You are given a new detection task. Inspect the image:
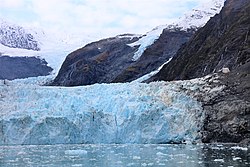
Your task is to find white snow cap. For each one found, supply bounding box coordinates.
[175,0,225,30]
[129,0,225,61]
[0,18,97,74]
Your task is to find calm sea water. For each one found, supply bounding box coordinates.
[0,144,249,167]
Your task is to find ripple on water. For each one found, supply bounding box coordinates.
[0,144,249,167]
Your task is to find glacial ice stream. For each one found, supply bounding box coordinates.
[0,76,221,145]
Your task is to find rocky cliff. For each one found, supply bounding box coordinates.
[112,28,195,83]
[52,0,224,86]
[51,35,140,86]
[0,56,52,80]
[0,19,54,80]
[151,0,249,81]
[151,0,250,143]
[51,29,196,86]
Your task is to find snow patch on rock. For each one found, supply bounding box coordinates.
[128,25,167,61]
[128,0,225,62]
[132,58,173,83]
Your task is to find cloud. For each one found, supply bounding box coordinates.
[0,0,204,38]
[0,0,24,8]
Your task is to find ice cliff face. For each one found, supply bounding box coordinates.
[0,19,40,51]
[0,76,225,145]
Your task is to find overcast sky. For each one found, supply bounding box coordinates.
[0,0,208,38]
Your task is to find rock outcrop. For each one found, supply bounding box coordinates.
[51,29,195,86]
[52,0,224,86]
[51,35,140,86]
[0,56,53,80]
[112,29,195,83]
[151,0,250,143]
[151,0,249,81]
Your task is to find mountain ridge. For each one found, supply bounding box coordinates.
[150,0,250,143]
[0,19,98,79]
[52,0,224,86]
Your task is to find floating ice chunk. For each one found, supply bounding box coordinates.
[233,157,242,161]
[127,163,135,166]
[231,146,248,151]
[214,159,224,162]
[147,163,154,166]
[211,146,224,150]
[72,164,83,167]
[156,146,166,150]
[158,163,166,166]
[65,150,88,155]
[156,152,167,156]
[133,156,141,160]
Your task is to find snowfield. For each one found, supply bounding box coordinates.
[0,34,94,75]
[0,76,223,145]
[0,18,98,74]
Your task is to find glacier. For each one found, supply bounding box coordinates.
[0,18,99,74]
[0,18,40,51]
[128,25,167,61]
[132,58,173,83]
[0,76,224,145]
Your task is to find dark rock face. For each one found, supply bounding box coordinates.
[201,64,250,143]
[151,0,250,82]
[0,22,40,51]
[151,0,250,143]
[0,56,52,80]
[52,35,140,86]
[113,29,195,82]
[52,29,195,86]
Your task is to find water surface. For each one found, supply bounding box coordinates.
[0,144,249,166]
